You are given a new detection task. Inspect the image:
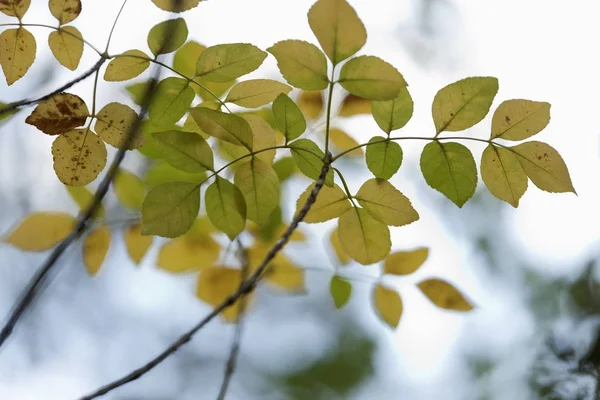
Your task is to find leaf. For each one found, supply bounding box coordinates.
[49,0,81,25]
[125,80,156,105]
[159,232,220,273]
[234,158,280,224]
[371,87,413,133]
[195,43,267,83]
[355,179,419,227]
[289,139,334,186]
[267,40,329,90]
[145,160,206,187]
[219,114,276,164]
[432,76,498,134]
[481,144,527,207]
[338,207,391,265]
[94,102,145,149]
[249,207,282,243]
[384,248,429,275]
[330,276,351,309]
[510,141,575,193]
[104,50,150,82]
[3,212,75,251]
[417,278,473,311]
[113,169,146,210]
[205,177,246,239]
[83,226,110,277]
[147,18,188,56]
[373,284,402,328]
[491,99,551,141]
[66,186,104,218]
[25,92,88,135]
[152,130,213,172]
[151,0,201,12]
[338,93,370,117]
[124,224,153,264]
[138,120,182,158]
[330,227,350,265]
[329,128,361,156]
[225,79,291,108]
[295,184,351,223]
[141,182,200,238]
[148,77,194,126]
[0,101,18,121]
[189,107,252,149]
[0,0,30,18]
[365,137,402,180]
[0,27,36,85]
[420,141,477,207]
[273,157,298,182]
[248,243,304,292]
[48,26,83,70]
[196,266,248,322]
[297,90,324,120]
[339,56,407,100]
[272,93,306,142]
[52,128,107,186]
[307,0,366,65]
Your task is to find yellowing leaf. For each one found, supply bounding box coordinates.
[113,169,146,210]
[83,226,110,277]
[225,79,291,108]
[220,114,276,164]
[295,184,351,223]
[338,207,391,265]
[159,233,219,273]
[141,182,200,238]
[330,276,351,309]
[104,50,151,82]
[196,266,248,322]
[148,77,194,126]
[272,93,306,142]
[48,26,83,70]
[145,160,206,187]
[307,0,366,65]
[147,18,188,56]
[25,92,88,135]
[205,177,246,239]
[355,179,419,227]
[330,227,350,265]
[365,136,402,180]
[432,76,498,134]
[289,139,334,186]
[511,141,575,193]
[339,56,407,100]
[66,186,104,218]
[190,107,252,149]
[417,278,473,311]
[234,158,280,224]
[0,0,30,18]
[94,102,145,149]
[49,0,81,24]
[373,284,402,328]
[384,248,429,275]
[481,144,527,207]
[124,223,153,264]
[3,212,75,251]
[195,43,267,83]
[371,87,413,133]
[297,90,323,120]
[329,128,361,156]
[267,40,329,90]
[52,128,107,186]
[420,141,477,207]
[151,0,200,12]
[249,243,304,292]
[152,130,213,172]
[491,99,551,141]
[338,93,370,116]
[0,27,36,85]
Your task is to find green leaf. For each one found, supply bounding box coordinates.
[355,179,419,227]
[289,139,334,186]
[330,276,351,309]
[373,284,402,328]
[150,0,200,12]
[338,207,391,265]
[145,160,206,188]
[420,141,477,207]
[66,185,104,218]
[0,101,18,122]
[147,18,188,56]
[417,278,473,311]
[491,99,551,141]
[104,50,151,82]
[219,114,276,164]
[384,247,429,275]
[365,136,402,180]
[272,93,306,142]
[432,76,498,134]
[125,80,156,105]
[137,120,181,159]
[173,40,202,76]
[371,87,413,133]
[152,130,213,173]
[141,182,200,238]
[267,40,329,90]
[295,184,351,223]
[195,43,267,83]
[205,177,246,239]
[338,56,407,100]
[148,77,194,126]
[307,0,366,65]
[113,169,146,210]
[234,158,280,224]
[273,157,298,182]
[481,144,527,207]
[225,79,291,108]
[189,107,252,149]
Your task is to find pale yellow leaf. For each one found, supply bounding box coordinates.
[338,207,391,265]
[417,278,473,311]
[0,27,36,85]
[225,79,292,108]
[113,169,146,210]
[339,56,407,100]
[481,144,527,207]
[104,50,150,82]
[196,266,251,322]
[384,248,429,275]
[249,243,304,292]
[124,223,153,265]
[267,40,329,90]
[491,99,551,141]
[48,26,83,70]
[95,102,145,149]
[83,226,110,277]
[338,93,370,116]
[329,127,362,156]
[158,233,220,273]
[297,90,323,120]
[355,178,419,227]
[195,43,266,83]
[373,284,402,328]
[49,0,81,24]
[3,212,75,251]
[52,128,107,186]
[295,184,351,223]
[0,0,30,18]
[66,186,104,218]
[329,227,350,265]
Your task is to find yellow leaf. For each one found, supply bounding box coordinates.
[195,43,267,83]
[481,144,527,207]
[123,223,153,265]
[234,158,280,224]
[25,92,88,135]
[152,130,213,172]
[491,99,551,141]
[365,136,403,180]
[373,284,402,328]
[330,276,351,308]
[189,107,253,149]
[0,27,36,85]
[48,0,81,24]
[94,102,145,149]
[158,233,220,273]
[83,226,110,277]
[148,77,195,127]
[267,40,329,90]
[338,207,391,265]
[338,93,370,116]
[219,114,276,165]
[151,0,201,12]
[295,184,351,223]
[297,90,323,120]
[355,178,419,227]
[48,26,83,70]
[339,56,406,100]
[147,18,188,56]
[329,227,350,265]
[307,0,366,65]
[52,128,107,186]
[371,87,413,133]
[329,127,362,156]
[0,0,30,18]
[249,243,304,292]
[113,169,146,210]
[272,93,306,142]
[384,247,429,275]
[417,278,473,311]
[141,182,200,238]
[3,212,75,251]
[196,266,250,322]
[225,79,292,108]
[104,50,151,82]
[66,186,104,218]
[205,177,246,239]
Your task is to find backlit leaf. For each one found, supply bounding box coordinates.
[3,213,75,251]
[104,50,150,82]
[329,128,361,156]
[152,130,213,172]
[145,160,206,187]
[26,92,88,135]
[113,168,146,210]
[289,139,334,186]
[249,243,304,292]
[273,157,298,182]
[225,79,291,108]
[205,177,246,239]
[365,136,402,180]
[0,0,30,18]
[138,120,181,159]
[0,27,36,85]
[141,182,200,238]
[147,18,188,56]
[329,227,350,265]
[195,43,267,83]
[330,276,351,309]
[338,93,370,116]
[339,56,406,100]
[124,224,153,264]
[159,232,220,273]
[66,186,104,218]
[234,158,280,223]
[48,26,83,70]
[125,80,156,105]
[272,93,306,142]
[338,207,391,265]
[373,284,402,328]
[297,90,324,120]
[196,266,248,322]
[151,0,201,12]
[267,40,329,90]
[219,114,275,164]
[491,99,551,141]
[371,87,413,133]
[417,278,473,311]
[49,0,80,24]
[52,128,107,186]
[295,184,351,223]
[148,77,194,126]
[384,247,429,275]
[95,102,145,149]
[481,144,527,207]
[83,226,110,277]
[355,179,419,227]
[190,107,252,149]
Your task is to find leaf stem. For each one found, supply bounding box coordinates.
[104,0,129,54]
[333,168,356,206]
[323,66,336,155]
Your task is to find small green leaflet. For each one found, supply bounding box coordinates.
[289,139,334,186]
[330,276,352,309]
[148,77,194,126]
[147,18,188,56]
[365,136,403,180]
[272,93,307,142]
[205,177,246,239]
[371,88,413,133]
[189,107,253,150]
[152,130,214,173]
[234,158,280,224]
[141,182,200,238]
